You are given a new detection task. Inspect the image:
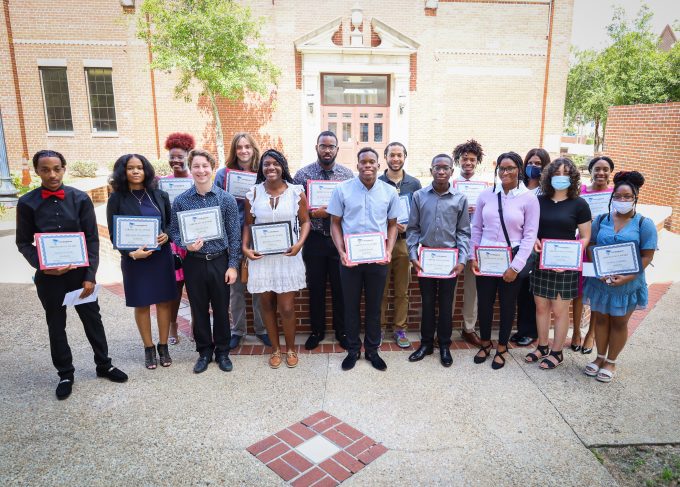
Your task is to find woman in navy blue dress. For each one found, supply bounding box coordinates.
[107,154,178,369]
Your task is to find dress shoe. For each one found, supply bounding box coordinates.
[56,378,73,400]
[229,335,243,350]
[440,347,453,367]
[515,335,535,347]
[305,333,324,350]
[255,333,272,347]
[193,355,212,374]
[408,345,433,362]
[341,351,360,371]
[335,333,349,350]
[365,352,387,371]
[216,354,233,372]
[96,366,128,383]
[462,330,482,347]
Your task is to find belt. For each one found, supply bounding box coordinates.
[187,250,227,261]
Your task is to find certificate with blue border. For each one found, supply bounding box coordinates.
[344,233,386,265]
[113,215,160,250]
[592,242,640,277]
[418,247,459,278]
[158,178,193,204]
[539,239,583,271]
[177,206,224,245]
[476,246,511,276]
[581,191,612,217]
[225,169,257,199]
[397,195,411,224]
[35,232,89,270]
[251,221,293,255]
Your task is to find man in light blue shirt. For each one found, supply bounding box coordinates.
[327,147,400,371]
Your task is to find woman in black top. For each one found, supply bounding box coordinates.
[107,154,177,369]
[525,158,591,369]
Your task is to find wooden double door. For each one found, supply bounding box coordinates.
[321,107,389,168]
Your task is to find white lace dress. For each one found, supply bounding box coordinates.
[245,182,307,294]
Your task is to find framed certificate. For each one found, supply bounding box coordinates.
[158,178,193,204]
[251,221,293,255]
[177,206,224,245]
[592,242,640,277]
[113,215,160,250]
[475,246,511,276]
[225,169,257,199]
[418,247,459,278]
[344,233,386,265]
[397,194,411,225]
[35,232,89,270]
[454,180,488,207]
[581,191,612,217]
[539,239,583,271]
[307,180,341,209]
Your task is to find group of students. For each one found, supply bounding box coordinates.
[16,130,657,399]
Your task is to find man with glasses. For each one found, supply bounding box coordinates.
[294,131,354,350]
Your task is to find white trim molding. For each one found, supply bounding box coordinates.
[83,59,113,68]
[36,58,67,67]
[14,39,126,46]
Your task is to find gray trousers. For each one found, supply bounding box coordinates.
[230,279,265,336]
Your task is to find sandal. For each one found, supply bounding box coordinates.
[596,358,616,383]
[584,354,606,377]
[525,344,550,363]
[269,350,282,369]
[473,342,493,364]
[581,334,595,354]
[570,336,582,352]
[168,322,179,345]
[144,346,158,370]
[286,350,299,368]
[157,343,172,367]
[539,350,564,370]
[491,348,509,370]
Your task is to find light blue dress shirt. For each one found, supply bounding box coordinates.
[327,177,400,235]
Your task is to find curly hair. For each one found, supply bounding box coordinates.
[522,148,550,184]
[540,157,581,199]
[110,154,157,193]
[164,132,195,152]
[226,132,260,172]
[452,139,484,165]
[603,171,645,221]
[256,149,294,184]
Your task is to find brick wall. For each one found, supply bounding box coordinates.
[604,103,680,233]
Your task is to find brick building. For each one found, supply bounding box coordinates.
[2,0,573,174]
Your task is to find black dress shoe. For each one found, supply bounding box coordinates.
[516,336,535,347]
[336,333,349,350]
[365,352,387,371]
[305,333,324,350]
[56,378,73,400]
[440,347,453,367]
[229,335,242,350]
[408,345,433,362]
[193,355,212,374]
[216,354,233,372]
[96,366,128,383]
[341,351,360,371]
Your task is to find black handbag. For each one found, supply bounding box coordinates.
[497,192,536,279]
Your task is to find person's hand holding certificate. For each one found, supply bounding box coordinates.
[225,170,257,199]
[113,215,160,250]
[177,207,224,245]
[539,239,583,271]
[250,222,293,255]
[592,242,640,278]
[474,246,511,276]
[417,247,459,278]
[35,232,89,270]
[344,233,386,265]
[307,180,341,209]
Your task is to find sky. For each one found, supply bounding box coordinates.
[571,0,679,51]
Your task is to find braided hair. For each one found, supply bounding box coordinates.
[256,149,294,184]
[32,150,66,169]
[493,151,523,191]
[606,171,645,221]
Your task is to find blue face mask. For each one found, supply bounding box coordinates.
[525,165,541,180]
[551,175,571,190]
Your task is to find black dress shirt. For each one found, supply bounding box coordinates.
[16,185,100,282]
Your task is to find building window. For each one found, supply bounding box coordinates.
[85,67,117,133]
[39,67,73,132]
[322,74,389,106]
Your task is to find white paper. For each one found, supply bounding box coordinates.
[582,262,596,277]
[62,284,101,307]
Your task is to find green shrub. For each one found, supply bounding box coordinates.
[69,161,98,178]
[566,154,590,171]
[11,171,41,195]
[151,159,172,177]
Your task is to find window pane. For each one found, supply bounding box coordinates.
[374,123,383,143]
[328,122,337,134]
[342,122,352,142]
[86,67,117,132]
[360,123,368,142]
[40,67,73,132]
[322,75,389,105]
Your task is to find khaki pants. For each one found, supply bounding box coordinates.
[460,260,478,332]
[380,238,410,331]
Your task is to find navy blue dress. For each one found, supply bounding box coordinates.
[121,190,178,307]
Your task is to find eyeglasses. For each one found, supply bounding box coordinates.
[432,165,452,173]
[498,166,518,174]
[318,144,337,151]
[612,194,635,201]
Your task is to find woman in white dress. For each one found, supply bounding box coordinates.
[242,149,310,369]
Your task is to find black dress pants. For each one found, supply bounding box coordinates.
[515,276,538,338]
[418,276,458,348]
[183,253,231,357]
[339,263,388,354]
[302,231,344,337]
[34,268,111,380]
[476,275,522,346]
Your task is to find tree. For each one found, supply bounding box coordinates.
[138,0,280,165]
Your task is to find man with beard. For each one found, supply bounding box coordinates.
[378,142,421,348]
[294,131,354,350]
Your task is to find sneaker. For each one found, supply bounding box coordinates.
[229,335,243,350]
[394,330,411,348]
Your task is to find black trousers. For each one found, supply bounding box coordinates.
[418,276,458,348]
[476,275,522,346]
[339,263,388,354]
[302,231,344,337]
[34,268,111,380]
[515,276,538,338]
[183,253,231,357]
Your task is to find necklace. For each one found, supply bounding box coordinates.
[131,189,146,205]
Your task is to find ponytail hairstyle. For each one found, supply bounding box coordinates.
[493,151,523,191]
[256,149,294,184]
[606,171,645,221]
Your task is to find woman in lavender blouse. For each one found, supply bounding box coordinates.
[469,152,540,369]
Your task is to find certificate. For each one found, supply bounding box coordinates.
[113,215,160,250]
[418,247,459,278]
[307,180,341,209]
[476,246,511,276]
[581,191,612,217]
[344,233,386,265]
[454,180,488,207]
[158,178,193,204]
[592,242,640,277]
[35,232,89,270]
[539,239,583,271]
[177,206,224,245]
[251,221,293,255]
[397,195,411,225]
[225,170,256,199]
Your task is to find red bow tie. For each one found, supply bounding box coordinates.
[41,189,65,200]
